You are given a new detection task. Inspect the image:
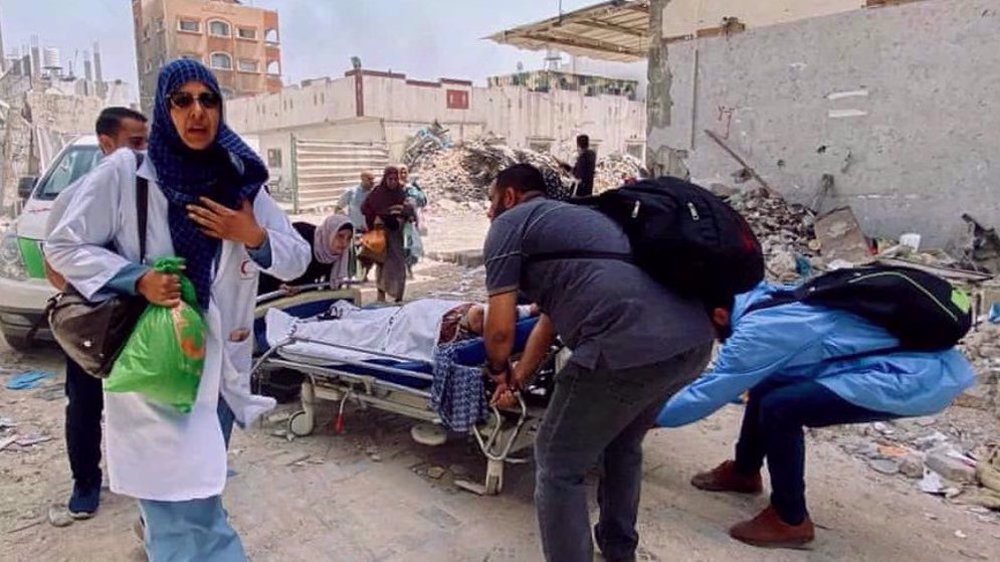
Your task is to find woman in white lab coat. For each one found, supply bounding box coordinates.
[45,59,310,561]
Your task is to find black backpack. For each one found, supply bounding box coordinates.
[529,177,765,303]
[745,265,973,351]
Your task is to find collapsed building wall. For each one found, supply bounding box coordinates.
[647,0,1000,247]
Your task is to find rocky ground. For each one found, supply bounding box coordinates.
[2,210,999,561]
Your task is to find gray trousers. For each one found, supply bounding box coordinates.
[534,344,712,562]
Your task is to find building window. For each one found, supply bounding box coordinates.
[625,142,645,161]
[265,28,279,43]
[266,60,280,75]
[446,89,469,110]
[237,27,257,40]
[210,52,233,70]
[238,59,259,73]
[266,149,282,168]
[208,20,231,37]
[178,19,200,33]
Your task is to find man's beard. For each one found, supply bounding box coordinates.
[491,200,511,220]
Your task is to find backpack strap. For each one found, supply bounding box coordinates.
[742,291,800,316]
[741,292,906,364]
[524,250,633,264]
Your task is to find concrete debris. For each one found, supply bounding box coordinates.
[408,134,572,204]
[977,446,1000,493]
[900,453,926,479]
[406,131,645,206]
[925,446,978,484]
[868,458,901,475]
[960,214,1000,274]
[721,187,818,281]
[594,153,647,193]
[814,207,873,265]
[958,325,1000,419]
[426,466,447,480]
[919,469,946,495]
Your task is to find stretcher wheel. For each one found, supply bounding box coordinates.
[410,423,447,446]
[288,411,314,437]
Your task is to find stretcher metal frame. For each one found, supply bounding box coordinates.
[252,287,549,496]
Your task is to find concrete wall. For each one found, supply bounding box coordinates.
[226,76,357,132]
[227,71,646,161]
[25,91,106,135]
[648,0,1000,247]
[661,0,862,38]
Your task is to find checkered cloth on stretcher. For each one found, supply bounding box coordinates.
[431,343,488,432]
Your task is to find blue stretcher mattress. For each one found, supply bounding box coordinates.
[254,299,538,390]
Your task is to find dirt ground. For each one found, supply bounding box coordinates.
[2,211,999,561]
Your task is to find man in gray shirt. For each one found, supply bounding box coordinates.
[482,164,715,562]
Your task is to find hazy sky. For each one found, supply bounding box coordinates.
[1,0,642,101]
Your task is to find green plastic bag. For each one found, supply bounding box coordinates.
[106,257,206,413]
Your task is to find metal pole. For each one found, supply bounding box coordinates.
[290,134,299,214]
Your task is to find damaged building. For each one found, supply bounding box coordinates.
[225,67,646,211]
[495,0,998,250]
[644,0,999,249]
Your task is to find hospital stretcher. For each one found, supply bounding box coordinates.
[252,286,560,495]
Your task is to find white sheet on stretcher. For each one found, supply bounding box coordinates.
[264,299,468,365]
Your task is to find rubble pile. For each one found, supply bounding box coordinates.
[405,129,644,205]
[410,135,569,204]
[402,121,453,170]
[960,325,1000,419]
[594,153,647,193]
[721,187,819,282]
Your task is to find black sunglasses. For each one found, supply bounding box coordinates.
[169,91,222,110]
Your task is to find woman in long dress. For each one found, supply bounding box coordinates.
[361,166,413,302]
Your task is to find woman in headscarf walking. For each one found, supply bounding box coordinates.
[46,59,310,561]
[361,166,413,303]
[258,215,355,295]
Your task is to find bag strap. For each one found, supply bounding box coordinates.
[524,250,633,264]
[741,293,905,363]
[30,152,148,345]
[135,152,149,263]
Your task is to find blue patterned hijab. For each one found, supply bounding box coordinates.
[148,59,268,309]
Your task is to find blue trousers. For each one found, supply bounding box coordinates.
[734,380,897,525]
[138,398,246,562]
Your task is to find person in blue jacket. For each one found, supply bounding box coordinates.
[657,281,976,550]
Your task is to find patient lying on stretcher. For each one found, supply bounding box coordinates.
[264,298,538,365]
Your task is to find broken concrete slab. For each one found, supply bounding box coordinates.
[814,206,872,264]
[426,249,484,268]
[925,446,977,484]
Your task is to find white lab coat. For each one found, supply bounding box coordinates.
[45,148,310,501]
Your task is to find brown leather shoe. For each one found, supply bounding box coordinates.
[691,460,763,494]
[729,505,815,549]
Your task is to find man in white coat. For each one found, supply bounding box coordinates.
[45,59,310,561]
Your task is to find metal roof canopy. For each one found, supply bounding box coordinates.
[487,1,650,63]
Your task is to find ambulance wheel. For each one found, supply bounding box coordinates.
[288,411,314,437]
